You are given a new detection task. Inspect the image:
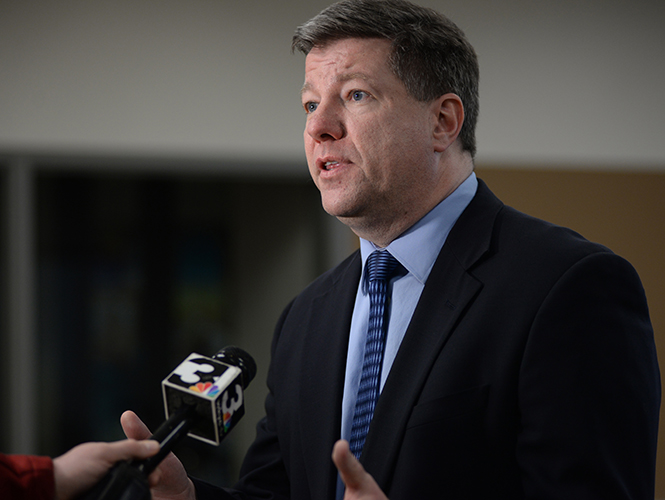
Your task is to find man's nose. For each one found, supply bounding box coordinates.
[305,102,345,142]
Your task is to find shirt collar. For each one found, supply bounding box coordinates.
[360,172,477,286]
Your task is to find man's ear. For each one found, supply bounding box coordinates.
[432,93,465,153]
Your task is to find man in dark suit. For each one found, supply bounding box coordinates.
[122,1,661,498]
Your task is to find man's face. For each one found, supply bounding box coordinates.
[302,37,441,234]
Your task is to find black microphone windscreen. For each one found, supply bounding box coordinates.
[213,346,257,389]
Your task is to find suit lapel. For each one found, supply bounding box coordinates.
[360,180,504,489]
[299,253,362,499]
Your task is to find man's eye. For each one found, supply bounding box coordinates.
[304,102,318,113]
[351,90,368,102]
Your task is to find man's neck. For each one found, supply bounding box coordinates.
[343,160,474,247]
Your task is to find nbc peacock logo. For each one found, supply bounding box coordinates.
[189,382,222,397]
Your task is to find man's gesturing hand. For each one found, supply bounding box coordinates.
[332,440,389,500]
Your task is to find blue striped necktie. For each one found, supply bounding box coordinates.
[349,250,400,459]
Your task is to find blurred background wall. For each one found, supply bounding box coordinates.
[1,0,664,495]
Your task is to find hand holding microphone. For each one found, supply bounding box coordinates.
[80,346,256,500]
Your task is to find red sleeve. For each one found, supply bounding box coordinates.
[0,453,55,500]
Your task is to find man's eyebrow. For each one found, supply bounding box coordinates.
[300,72,372,96]
[338,72,371,83]
[300,82,312,96]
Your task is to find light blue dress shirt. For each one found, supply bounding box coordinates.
[336,172,477,498]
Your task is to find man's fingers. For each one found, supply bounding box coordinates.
[332,440,366,490]
[333,440,389,500]
[120,410,153,440]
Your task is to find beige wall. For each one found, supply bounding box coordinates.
[1,0,664,170]
[477,167,665,497]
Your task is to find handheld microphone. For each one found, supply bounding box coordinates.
[79,346,256,500]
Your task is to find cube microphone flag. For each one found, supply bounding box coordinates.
[162,348,256,445]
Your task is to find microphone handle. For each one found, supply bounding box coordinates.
[135,404,197,475]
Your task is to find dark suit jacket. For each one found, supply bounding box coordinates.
[195,179,660,499]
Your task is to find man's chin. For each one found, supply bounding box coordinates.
[321,197,355,218]
[323,206,360,221]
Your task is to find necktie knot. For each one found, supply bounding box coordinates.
[365,250,400,284]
